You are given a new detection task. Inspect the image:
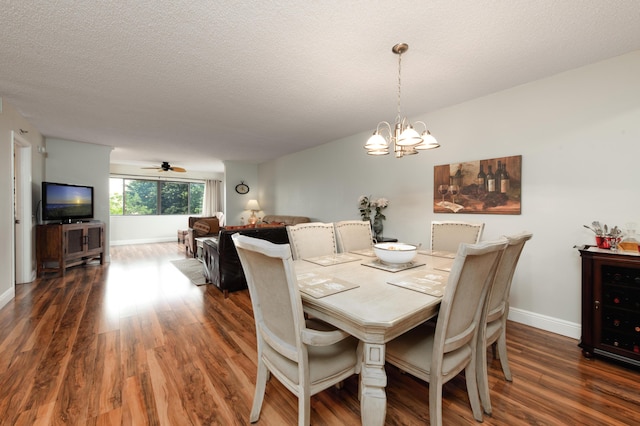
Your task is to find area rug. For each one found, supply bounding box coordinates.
[170,258,208,286]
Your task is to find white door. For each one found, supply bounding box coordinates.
[13,132,33,284]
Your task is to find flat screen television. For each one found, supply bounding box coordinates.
[42,181,94,223]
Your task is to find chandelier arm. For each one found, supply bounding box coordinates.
[375,121,393,136]
[413,121,428,133]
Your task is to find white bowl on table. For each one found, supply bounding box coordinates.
[373,242,418,264]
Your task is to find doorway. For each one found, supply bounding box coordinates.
[13,132,34,284]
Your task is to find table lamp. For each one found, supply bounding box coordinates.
[245,199,261,225]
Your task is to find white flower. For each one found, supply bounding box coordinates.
[375,198,389,208]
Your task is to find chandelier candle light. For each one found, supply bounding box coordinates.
[245,199,261,225]
[364,43,440,158]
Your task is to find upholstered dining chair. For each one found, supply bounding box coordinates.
[232,234,360,426]
[334,220,373,253]
[385,239,507,426]
[476,231,533,415]
[286,222,337,260]
[430,220,485,253]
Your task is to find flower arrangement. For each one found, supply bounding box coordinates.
[358,195,389,222]
[358,195,372,221]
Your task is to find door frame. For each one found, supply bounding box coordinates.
[12,132,34,284]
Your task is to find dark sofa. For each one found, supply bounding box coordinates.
[203,225,290,297]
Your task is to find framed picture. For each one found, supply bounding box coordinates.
[433,155,522,214]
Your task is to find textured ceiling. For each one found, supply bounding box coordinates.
[2,1,640,173]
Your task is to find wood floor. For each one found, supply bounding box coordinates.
[1,242,640,425]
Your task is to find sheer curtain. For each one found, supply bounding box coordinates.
[202,179,223,219]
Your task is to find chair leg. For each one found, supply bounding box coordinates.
[477,341,492,415]
[299,389,311,426]
[496,332,512,381]
[466,361,484,422]
[250,360,269,423]
[429,376,444,426]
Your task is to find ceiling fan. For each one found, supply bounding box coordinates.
[142,161,186,173]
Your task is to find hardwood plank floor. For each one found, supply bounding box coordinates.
[1,242,640,425]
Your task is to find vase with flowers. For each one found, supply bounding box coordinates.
[358,195,389,240]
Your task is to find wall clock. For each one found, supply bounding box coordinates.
[235,181,250,194]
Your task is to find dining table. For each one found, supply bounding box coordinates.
[294,249,455,426]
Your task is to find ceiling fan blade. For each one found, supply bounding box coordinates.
[141,162,186,172]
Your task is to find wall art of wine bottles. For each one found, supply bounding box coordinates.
[433,154,522,214]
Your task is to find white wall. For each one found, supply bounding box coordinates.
[259,50,640,339]
[45,138,112,259]
[224,161,260,225]
[0,99,45,309]
[110,215,191,245]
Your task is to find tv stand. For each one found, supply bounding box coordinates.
[36,221,105,277]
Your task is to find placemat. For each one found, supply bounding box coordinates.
[387,271,449,296]
[350,248,376,257]
[304,253,361,266]
[297,272,359,298]
[418,249,456,259]
[361,259,426,272]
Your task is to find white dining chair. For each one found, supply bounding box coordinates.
[286,222,337,260]
[334,220,373,253]
[232,234,360,426]
[385,239,507,426]
[476,231,532,415]
[430,220,485,253]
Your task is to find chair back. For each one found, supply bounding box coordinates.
[435,239,506,358]
[334,220,373,253]
[232,234,305,364]
[486,232,532,324]
[431,220,485,253]
[286,222,337,260]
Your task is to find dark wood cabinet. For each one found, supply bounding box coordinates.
[579,247,640,368]
[36,222,105,277]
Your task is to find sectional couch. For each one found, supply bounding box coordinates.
[202,215,310,297]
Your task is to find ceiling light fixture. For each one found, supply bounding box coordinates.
[364,43,440,157]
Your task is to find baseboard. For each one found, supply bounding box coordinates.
[110,237,178,246]
[508,307,581,340]
[0,286,16,310]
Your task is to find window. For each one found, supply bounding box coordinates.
[110,178,204,216]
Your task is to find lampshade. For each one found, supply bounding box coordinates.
[245,199,261,211]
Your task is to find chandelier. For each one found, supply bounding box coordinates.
[364,43,440,157]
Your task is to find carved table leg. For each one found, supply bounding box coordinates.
[359,342,387,426]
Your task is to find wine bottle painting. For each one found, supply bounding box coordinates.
[433,155,522,214]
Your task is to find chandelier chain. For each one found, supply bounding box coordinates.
[396,50,402,121]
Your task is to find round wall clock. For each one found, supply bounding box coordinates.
[235,182,250,194]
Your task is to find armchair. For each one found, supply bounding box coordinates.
[186,215,221,257]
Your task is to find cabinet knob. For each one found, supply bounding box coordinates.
[594,300,600,310]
